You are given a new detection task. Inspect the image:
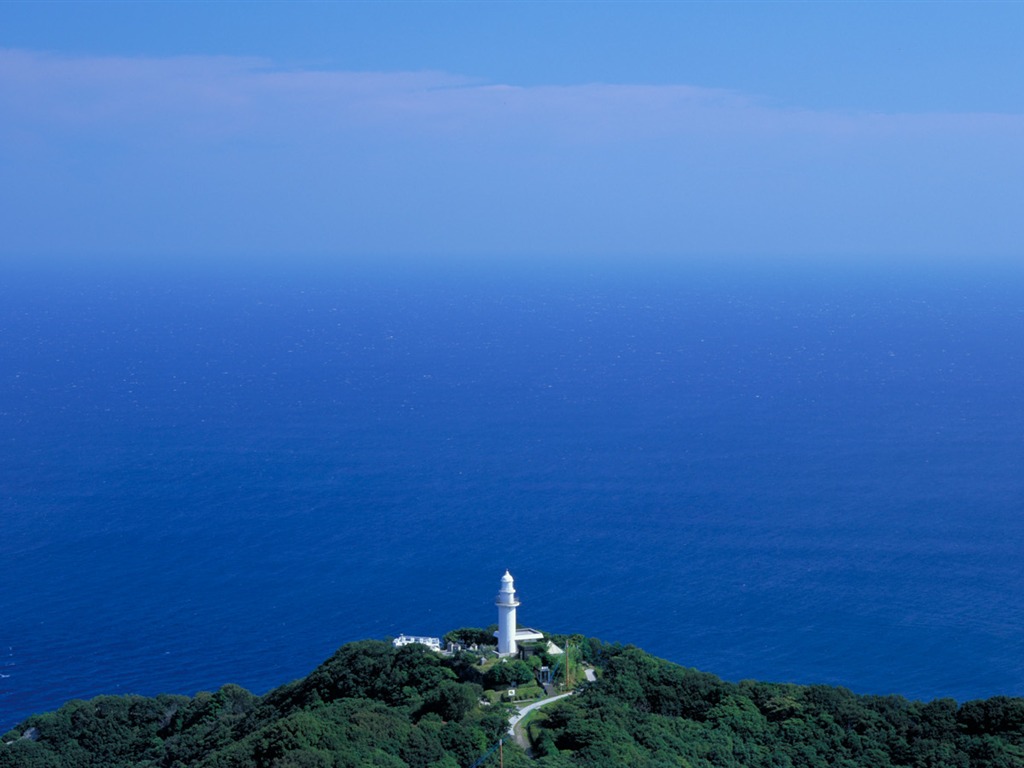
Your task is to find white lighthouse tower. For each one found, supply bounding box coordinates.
[495,570,520,656]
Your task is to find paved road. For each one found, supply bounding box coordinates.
[508,691,574,752]
[508,692,574,736]
[507,668,596,749]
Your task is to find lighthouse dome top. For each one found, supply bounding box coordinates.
[501,570,514,583]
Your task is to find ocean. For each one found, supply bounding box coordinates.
[2,258,1022,730]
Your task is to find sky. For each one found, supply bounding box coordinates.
[1,1,1023,267]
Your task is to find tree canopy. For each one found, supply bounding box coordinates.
[528,646,1024,768]
[3,637,1023,768]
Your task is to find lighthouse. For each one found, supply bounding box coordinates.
[495,570,520,656]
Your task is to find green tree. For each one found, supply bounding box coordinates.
[486,660,534,689]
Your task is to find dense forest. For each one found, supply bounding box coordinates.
[3,635,1023,767]
[530,646,1024,768]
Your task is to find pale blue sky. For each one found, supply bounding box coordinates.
[2,2,1022,266]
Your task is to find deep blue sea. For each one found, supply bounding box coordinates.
[2,258,1023,730]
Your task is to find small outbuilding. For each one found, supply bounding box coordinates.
[392,634,442,652]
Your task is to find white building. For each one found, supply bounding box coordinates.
[494,570,544,656]
[392,634,442,652]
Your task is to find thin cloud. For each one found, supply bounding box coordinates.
[1,49,1020,261]
[2,49,1022,148]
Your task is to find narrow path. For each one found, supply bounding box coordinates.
[506,668,596,753]
[508,692,574,735]
[508,692,574,750]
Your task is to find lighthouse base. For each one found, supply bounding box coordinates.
[494,627,546,655]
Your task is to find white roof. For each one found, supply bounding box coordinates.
[514,627,545,642]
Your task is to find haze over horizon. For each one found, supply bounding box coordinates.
[2,2,1022,268]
